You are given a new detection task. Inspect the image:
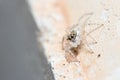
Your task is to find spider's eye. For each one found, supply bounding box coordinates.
[67,30,77,42]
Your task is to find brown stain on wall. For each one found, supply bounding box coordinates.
[53,0,70,27]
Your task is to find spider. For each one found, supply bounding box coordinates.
[62,13,103,63]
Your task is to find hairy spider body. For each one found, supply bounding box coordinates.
[62,25,82,62]
[62,13,103,62]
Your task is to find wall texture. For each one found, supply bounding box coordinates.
[28,0,120,80]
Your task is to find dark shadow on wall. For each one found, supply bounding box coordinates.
[0,0,55,80]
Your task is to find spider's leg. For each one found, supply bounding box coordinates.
[85,24,104,45]
[78,13,94,39]
[86,24,104,36]
[82,24,104,54]
[82,38,94,54]
[86,34,97,45]
[78,13,93,23]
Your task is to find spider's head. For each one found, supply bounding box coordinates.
[67,30,77,42]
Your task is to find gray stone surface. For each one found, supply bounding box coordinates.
[0,0,54,80]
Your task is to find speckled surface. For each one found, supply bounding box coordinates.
[28,0,120,80]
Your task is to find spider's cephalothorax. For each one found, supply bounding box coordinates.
[66,25,81,48]
[67,30,77,42]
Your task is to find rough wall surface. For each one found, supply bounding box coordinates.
[28,0,120,80]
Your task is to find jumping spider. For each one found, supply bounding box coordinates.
[62,13,103,62]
